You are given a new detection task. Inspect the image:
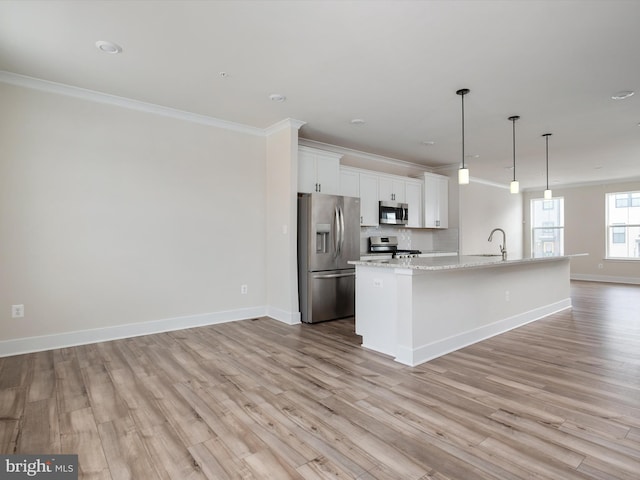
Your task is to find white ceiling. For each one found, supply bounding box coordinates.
[1,0,639,189]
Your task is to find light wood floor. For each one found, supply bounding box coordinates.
[1,281,640,479]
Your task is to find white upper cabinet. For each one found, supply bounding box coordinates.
[298,146,342,195]
[405,179,423,228]
[339,167,360,198]
[378,176,406,203]
[301,148,428,228]
[359,172,380,226]
[340,167,422,228]
[423,172,449,228]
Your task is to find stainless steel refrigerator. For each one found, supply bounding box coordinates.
[298,193,360,323]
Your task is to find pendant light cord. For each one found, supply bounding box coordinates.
[545,135,549,190]
[508,116,520,181]
[512,118,516,181]
[461,93,465,169]
[457,89,470,170]
[543,133,552,192]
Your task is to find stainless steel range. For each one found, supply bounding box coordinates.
[368,236,421,258]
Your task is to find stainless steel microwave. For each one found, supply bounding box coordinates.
[379,201,408,225]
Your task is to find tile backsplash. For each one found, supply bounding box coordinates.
[360,226,458,254]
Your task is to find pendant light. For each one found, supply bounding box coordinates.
[508,115,520,194]
[542,133,552,199]
[457,88,470,185]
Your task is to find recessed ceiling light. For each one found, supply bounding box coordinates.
[269,94,286,102]
[421,140,435,145]
[611,90,634,100]
[95,40,122,54]
[350,119,366,125]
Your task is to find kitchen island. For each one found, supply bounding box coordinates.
[349,255,575,366]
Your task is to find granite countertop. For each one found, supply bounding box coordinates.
[349,254,582,271]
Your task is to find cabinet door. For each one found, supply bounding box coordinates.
[378,176,406,202]
[298,149,317,193]
[405,180,423,228]
[436,176,449,228]
[393,180,406,203]
[340,169,360,197]
[359,173,379,226]
[315,153,340,194]
[378,177,394,201]
[424,173,449,228]
[298,147,341,194]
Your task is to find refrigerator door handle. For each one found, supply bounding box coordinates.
[313,272,356,279]
[334,205,341,257]
[338,206,345,256]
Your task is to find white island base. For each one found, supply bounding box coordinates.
[351,256,572,366]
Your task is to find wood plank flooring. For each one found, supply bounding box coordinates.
[1,280,639,479]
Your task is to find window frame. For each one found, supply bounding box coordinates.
[530,196,565,258]
[605,190,640,260]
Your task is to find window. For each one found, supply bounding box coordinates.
[614,192,640,208]
[606,191,640,259]
[531,197,564,257]
[612,225,626,244]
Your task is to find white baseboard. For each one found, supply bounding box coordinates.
[395,298,572,367]
[266,306,301,325]
[571,273,640,285]
[0,306,274,358]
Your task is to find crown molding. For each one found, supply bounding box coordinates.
[469,177,512,190]
[264,118,306,135]
[298,138,428,170]
[430,163,458,175]
[522,175,640,192]
[0,70,267,136]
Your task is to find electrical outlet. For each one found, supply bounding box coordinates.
[598,263,603,269]
[240,284,248,295]
[373,279,383,288]
[11,304,24,318]
[505,290,510,302]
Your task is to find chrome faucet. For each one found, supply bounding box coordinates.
[488,228,507,260]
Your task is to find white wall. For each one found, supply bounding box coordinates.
[265,121,303,324]
[0,82,268,350]
[459,180,523,257]
[524,181,640,284]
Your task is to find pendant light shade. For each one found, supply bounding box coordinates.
[457,88,470,185]
[543,133,552,199]
[508,115,520,194]
[458,167,470,185]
